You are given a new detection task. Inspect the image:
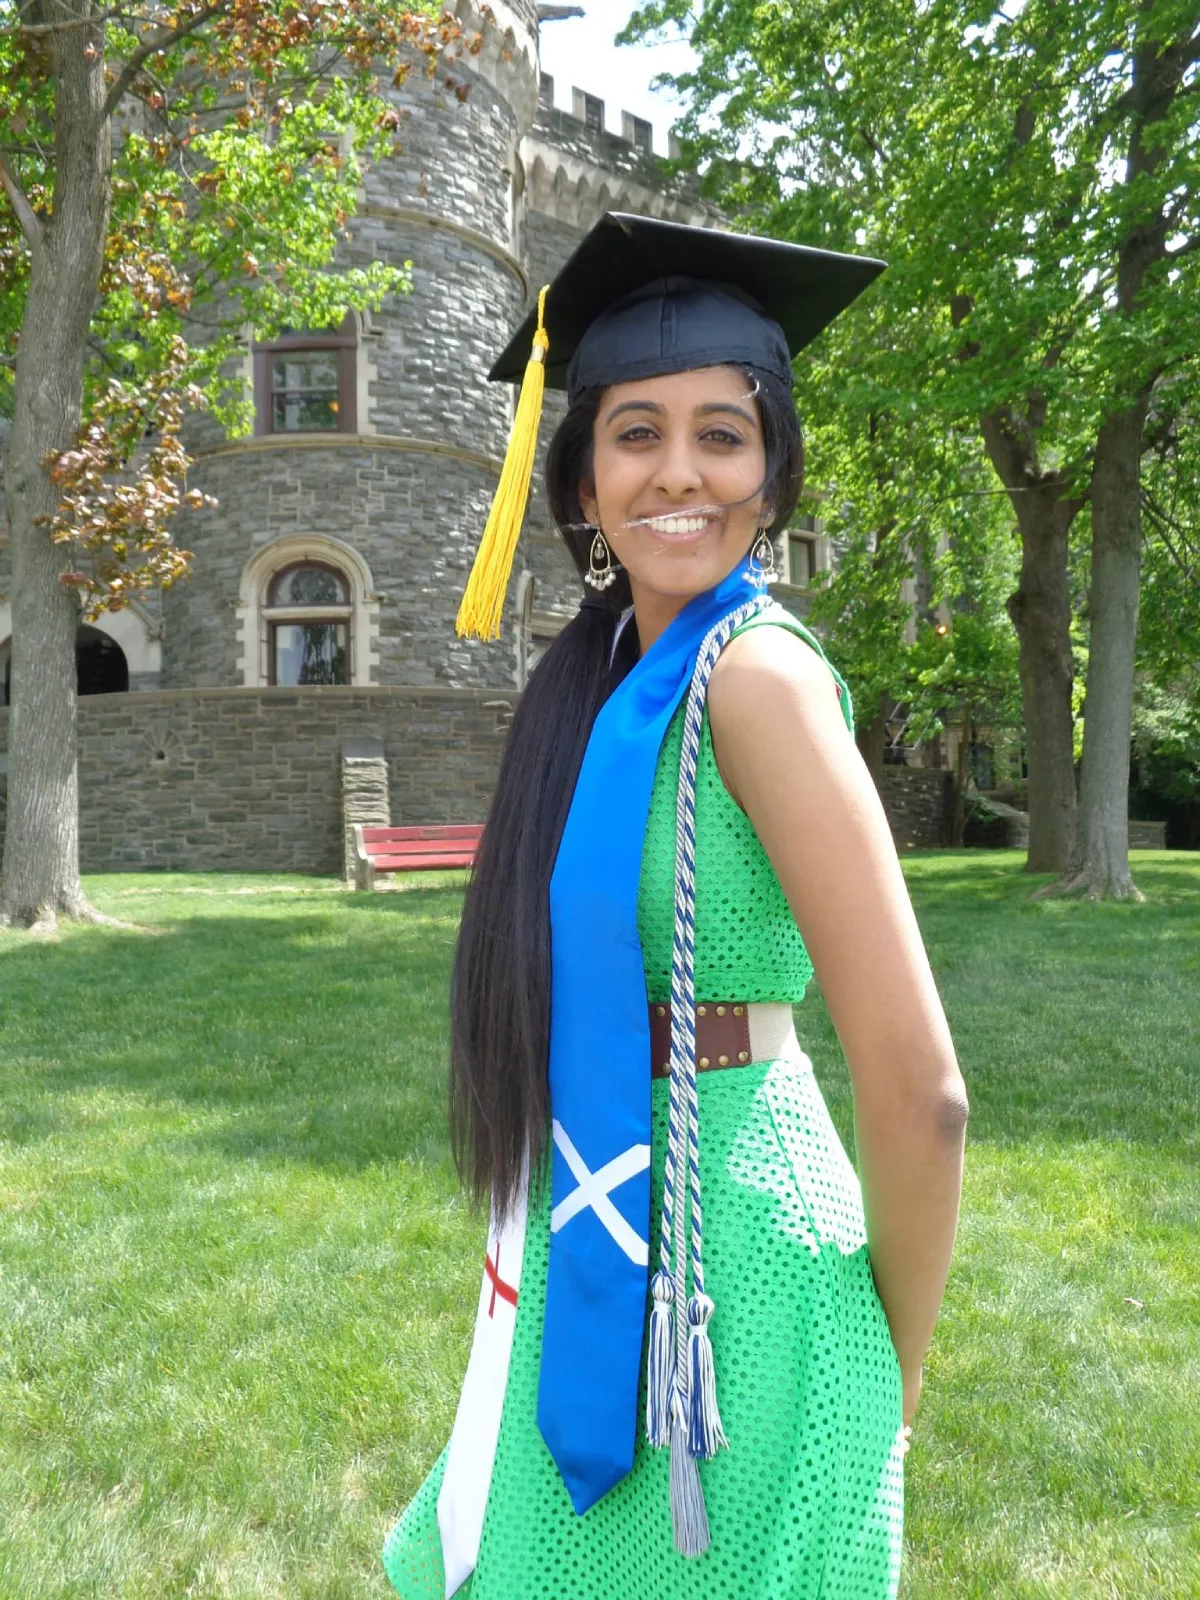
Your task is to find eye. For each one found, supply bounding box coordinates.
[700,426,745,447]
[615,423,660,443]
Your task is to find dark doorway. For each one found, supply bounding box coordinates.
[1,627,130,705]
[76,626,129,696]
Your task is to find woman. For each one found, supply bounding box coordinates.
[383,214,969,1599]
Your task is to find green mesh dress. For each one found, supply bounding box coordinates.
[384,614,905,1599]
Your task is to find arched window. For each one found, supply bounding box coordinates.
[253,313,358,436]
[236,535,379,688]
[263,560,352,686]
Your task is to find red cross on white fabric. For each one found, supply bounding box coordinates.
[484,1240,518,1318]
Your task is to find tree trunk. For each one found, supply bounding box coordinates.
[0,6,112,929]
[948,698,970,847]
[1001,485,1079,873]
[1052,403,1148,900]
[856,691,888,788]
[1040,15,1191,902]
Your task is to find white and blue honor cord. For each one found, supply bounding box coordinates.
[644,591,769,1556]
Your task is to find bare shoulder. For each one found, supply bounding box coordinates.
[710,618,836,693]
[707,622,851,773]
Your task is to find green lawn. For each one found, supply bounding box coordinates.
[1,854,1197,1599]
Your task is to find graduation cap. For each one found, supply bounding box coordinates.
[456,213,885,640]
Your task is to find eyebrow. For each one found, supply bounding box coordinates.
[604,399,759,428]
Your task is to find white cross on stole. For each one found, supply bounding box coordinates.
[550,1119,651,1266]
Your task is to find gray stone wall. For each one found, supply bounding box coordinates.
[0,691,958,872]
[0,691,954,874]
[879,766,951,850]
[163,446,515,691]
[524,208,584,301]
[0,688,512,874]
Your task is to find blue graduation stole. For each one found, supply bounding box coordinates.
[537,558,760,1515]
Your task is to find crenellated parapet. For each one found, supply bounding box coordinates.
[521,101,722,232]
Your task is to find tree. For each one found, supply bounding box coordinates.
[802,421,1023,841]
[0,0,459,928]
[626,0,1200,896]
[1131,388,1200,844]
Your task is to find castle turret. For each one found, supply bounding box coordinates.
[165,0,541,695]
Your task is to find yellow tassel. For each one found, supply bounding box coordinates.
[455,285,551,641]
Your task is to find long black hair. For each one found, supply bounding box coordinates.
[449,364,803,1220]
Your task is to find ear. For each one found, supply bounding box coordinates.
[579,477,599,527]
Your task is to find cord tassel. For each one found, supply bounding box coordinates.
[455,285,550,640]
[686,1292,728,1459]
[646,1269,676,1447]
[668,1414,711,1557]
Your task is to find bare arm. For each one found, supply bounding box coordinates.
[707,626,969,1425]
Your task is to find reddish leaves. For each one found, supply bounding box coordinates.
[43,339,211,616]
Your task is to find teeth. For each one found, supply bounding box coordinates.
[646,514,710,534]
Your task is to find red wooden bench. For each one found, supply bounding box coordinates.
[352,823,483,890]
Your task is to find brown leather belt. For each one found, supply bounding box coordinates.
[649,1002,754,1079]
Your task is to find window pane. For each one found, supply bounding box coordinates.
[788,534,816,585]
[272,353,338,390]
[271,564,348,606]
[272,392,340,431]
[271,352,339,432]
[274,622,348,686]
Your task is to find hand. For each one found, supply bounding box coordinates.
[902,1365,922,1429]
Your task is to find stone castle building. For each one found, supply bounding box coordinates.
[0,1,952,872]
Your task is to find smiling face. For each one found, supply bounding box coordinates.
[578,366,770,617]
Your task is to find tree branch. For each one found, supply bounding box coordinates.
[102,0,226,119]
[1,9,126,34]
[0,154,45,265]
[1164,233,1200,261]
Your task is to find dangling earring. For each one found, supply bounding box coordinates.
[584,527,619,590]
[748,524,779,588]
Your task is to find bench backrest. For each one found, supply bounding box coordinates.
[359,824,483,856]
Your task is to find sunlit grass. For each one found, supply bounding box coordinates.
[1,853,1197,1597]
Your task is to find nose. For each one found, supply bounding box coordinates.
[650,429,704,502]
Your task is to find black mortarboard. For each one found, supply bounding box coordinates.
[455,213,885,641]
[489,212,886,400]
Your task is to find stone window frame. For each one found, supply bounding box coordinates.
[783,516,831,589]
[253,312,358,437]
[264,560,353,688]
[236,534,381,689]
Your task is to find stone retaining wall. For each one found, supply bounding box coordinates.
[879,766,952,851]
[0,687,960,873]
[0,687,513,874]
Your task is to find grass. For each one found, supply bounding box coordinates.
[0,852,1197,1599]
